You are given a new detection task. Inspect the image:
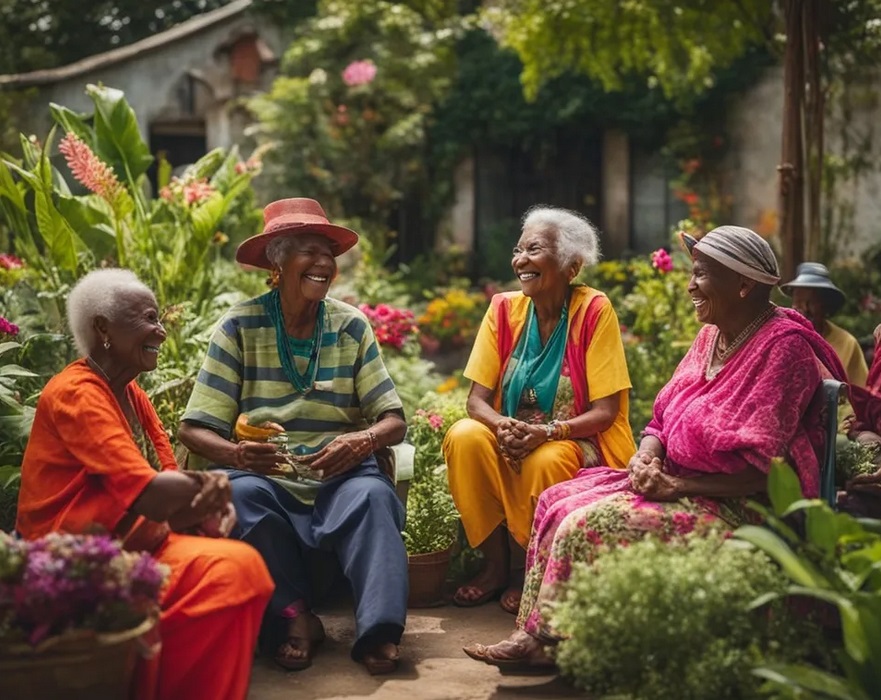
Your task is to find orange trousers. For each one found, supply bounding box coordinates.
[443,418,583,548]
[134,533,274,700]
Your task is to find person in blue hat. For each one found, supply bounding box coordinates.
[782,262,868,387]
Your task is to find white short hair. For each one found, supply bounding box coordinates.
[521,205,601,271]
[67,269,155,356]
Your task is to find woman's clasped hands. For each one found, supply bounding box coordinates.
[496,418,548,472]
[628,450,681,501]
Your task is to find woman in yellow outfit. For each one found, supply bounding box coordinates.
[443,205,634,613]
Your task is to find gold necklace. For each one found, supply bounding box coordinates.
[706,305,777,380]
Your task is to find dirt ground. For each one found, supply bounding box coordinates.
[247,600,583,700]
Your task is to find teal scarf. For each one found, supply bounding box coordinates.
[502,301,568,418]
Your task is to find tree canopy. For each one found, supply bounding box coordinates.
[0,0,315,74]
[483,0,775,106]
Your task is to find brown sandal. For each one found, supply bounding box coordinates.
[499,587,521,615]
[462,634,555,674]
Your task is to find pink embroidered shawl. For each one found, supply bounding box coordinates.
[643,308,846,497]
[850,333,881,433]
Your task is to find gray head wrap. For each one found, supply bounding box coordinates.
[680,226,781,285]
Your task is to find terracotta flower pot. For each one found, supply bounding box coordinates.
[407,547,452,608]
[0,616,156,700]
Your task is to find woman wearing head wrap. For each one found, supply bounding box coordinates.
[463,225,847,670]
[781,262,869,387]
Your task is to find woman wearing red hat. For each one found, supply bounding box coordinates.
[178,198,408,675]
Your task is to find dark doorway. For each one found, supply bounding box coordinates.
[148,122,207,194]
[473,127,603,281]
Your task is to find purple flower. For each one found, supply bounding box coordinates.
[0,532,167,646]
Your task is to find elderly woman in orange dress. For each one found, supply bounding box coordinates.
[16,268,273,700]
[443,205,635,614]
[463,226,846,670]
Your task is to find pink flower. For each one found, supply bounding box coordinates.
[0,253,23,270]
[58,133,123,202]
[671,511,697,536]
[651,248,673,273]
[428,413,443,431]
[0,316,20,336]
[182,178,215,206]
[342,60,377,87]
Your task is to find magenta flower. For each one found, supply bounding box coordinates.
[428,413,443,431]
[0,316,19,337]
[0,253,23,270]
[58,133,124,202]
[651,248,674,273]
[342,60,377,87]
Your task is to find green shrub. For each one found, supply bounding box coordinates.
[402,390,467,554]
[552,533,827,700]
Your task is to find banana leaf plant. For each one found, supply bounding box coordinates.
[735,460,881,700]
[0,84,262,311]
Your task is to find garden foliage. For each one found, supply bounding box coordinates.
[736,461,881,700]
[551,532,828,700]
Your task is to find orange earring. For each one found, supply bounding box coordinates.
[268,269,281,288]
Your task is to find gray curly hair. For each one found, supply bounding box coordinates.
[521,205,601,271]
[265,235,304,269]
[67,268,154,356]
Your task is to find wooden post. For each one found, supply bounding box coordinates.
[803,0,824,261]
[779,0,805,280]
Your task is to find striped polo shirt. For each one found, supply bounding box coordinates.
[182,293,404,501]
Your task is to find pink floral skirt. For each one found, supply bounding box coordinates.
[517,467,750,638]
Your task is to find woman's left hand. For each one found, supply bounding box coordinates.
[629,460,682,501]
[296,432,373,480]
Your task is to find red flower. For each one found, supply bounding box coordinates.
[0,253,23,270]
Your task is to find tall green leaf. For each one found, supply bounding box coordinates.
[49,103,93,143]
[86,84,153,184]
[735,525,831,589]
[768,459,804,516]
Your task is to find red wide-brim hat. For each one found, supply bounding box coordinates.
[236,198,359,270]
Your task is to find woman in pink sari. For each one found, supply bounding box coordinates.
[464,226,847,670]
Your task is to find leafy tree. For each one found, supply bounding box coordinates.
[249,0,462,249]
[0,0,315,74]
[482,0,774,107]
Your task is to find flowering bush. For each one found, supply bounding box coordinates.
[0,532,167,646]
[417,287,488,351]
[402,391,468,555]
[0,315,19,338]
[359,303,418,351]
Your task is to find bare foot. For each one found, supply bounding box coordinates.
[362,642,400,675]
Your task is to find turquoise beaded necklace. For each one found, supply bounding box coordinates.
[266,289,324,394]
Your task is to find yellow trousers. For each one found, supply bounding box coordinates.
[443,418,582,548]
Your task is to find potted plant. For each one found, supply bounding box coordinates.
[402,398,466,607]
[0,532,167,700]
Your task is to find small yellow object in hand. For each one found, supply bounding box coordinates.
[234,414,284,442]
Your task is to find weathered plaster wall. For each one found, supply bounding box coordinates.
[726,65,881,259]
